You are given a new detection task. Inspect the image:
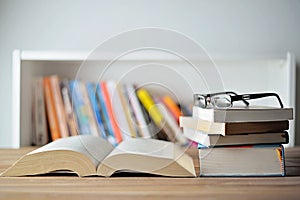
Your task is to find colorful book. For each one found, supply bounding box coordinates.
[136,88,177,142]
[198,145,285,176]
[179,116,289,136]
[192,106,293,123]
[96,83,117,145]
[86,82,106,139]
[106,81,133,140]
[183,127,288,147]
[100,82,123,143]
[69,80,98,136]
[162,96,182,123]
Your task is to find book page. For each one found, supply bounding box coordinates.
[30,135,114,166]
[97,138,196,177]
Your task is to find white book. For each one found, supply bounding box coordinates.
[125,85,151,138]
[199,145,285,176]
[193,106,293,123]
[106,80,132,140]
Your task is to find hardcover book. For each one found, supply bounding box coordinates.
[198,145,285,176]
[183,127,289,147]
[1,135,196,177]
[179,116,289,135]
[192,106,293,123]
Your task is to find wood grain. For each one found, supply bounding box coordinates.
[0,146,299,200]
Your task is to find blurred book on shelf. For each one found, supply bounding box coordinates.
[31,75,190,147]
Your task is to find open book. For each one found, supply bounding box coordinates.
[1,135,196,177]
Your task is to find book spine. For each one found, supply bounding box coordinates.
[106,81,132,140]
[125,85,151,138]
[136,88,176,142]
[122,85,139,138]
[80,81,100,137]
[100,81,123,143]
[86,82,107,139]
[60,79,79,136]
[49,75,69,138]
[96,84,117,145]
[156,100,188,145]
[116,84,137,138]
[162,96,182,123]
[33,77,49,145]
[69,80,91,135]
[43,77,61,140]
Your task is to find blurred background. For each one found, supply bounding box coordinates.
[0,0,300,147]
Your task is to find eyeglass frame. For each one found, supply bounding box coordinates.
[194,92,284,108]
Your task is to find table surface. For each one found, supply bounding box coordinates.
[0,146,300,200]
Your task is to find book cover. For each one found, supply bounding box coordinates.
[193,106,293,123]
[179,116,289,135]
[183,127,289,147]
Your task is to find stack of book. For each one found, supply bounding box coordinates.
[180,106,293,176]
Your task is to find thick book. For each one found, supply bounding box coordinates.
[192,106,293,122]
[1,135,196,177]
[179,116,289,135]
[198,145,285,176]
[183,127,289,147]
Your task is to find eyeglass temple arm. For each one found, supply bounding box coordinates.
[232,93,284,108]
[224,91,249,106]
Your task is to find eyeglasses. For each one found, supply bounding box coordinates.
[194,91,284,108]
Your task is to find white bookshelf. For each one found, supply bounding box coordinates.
[12,50,296,148]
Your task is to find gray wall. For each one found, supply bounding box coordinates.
[0,0,300,147]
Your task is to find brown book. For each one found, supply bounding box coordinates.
[49,75,69,138]
[179,116,289,135]
[43,77,61,140]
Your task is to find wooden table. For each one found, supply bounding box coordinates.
[0,147,300,200]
